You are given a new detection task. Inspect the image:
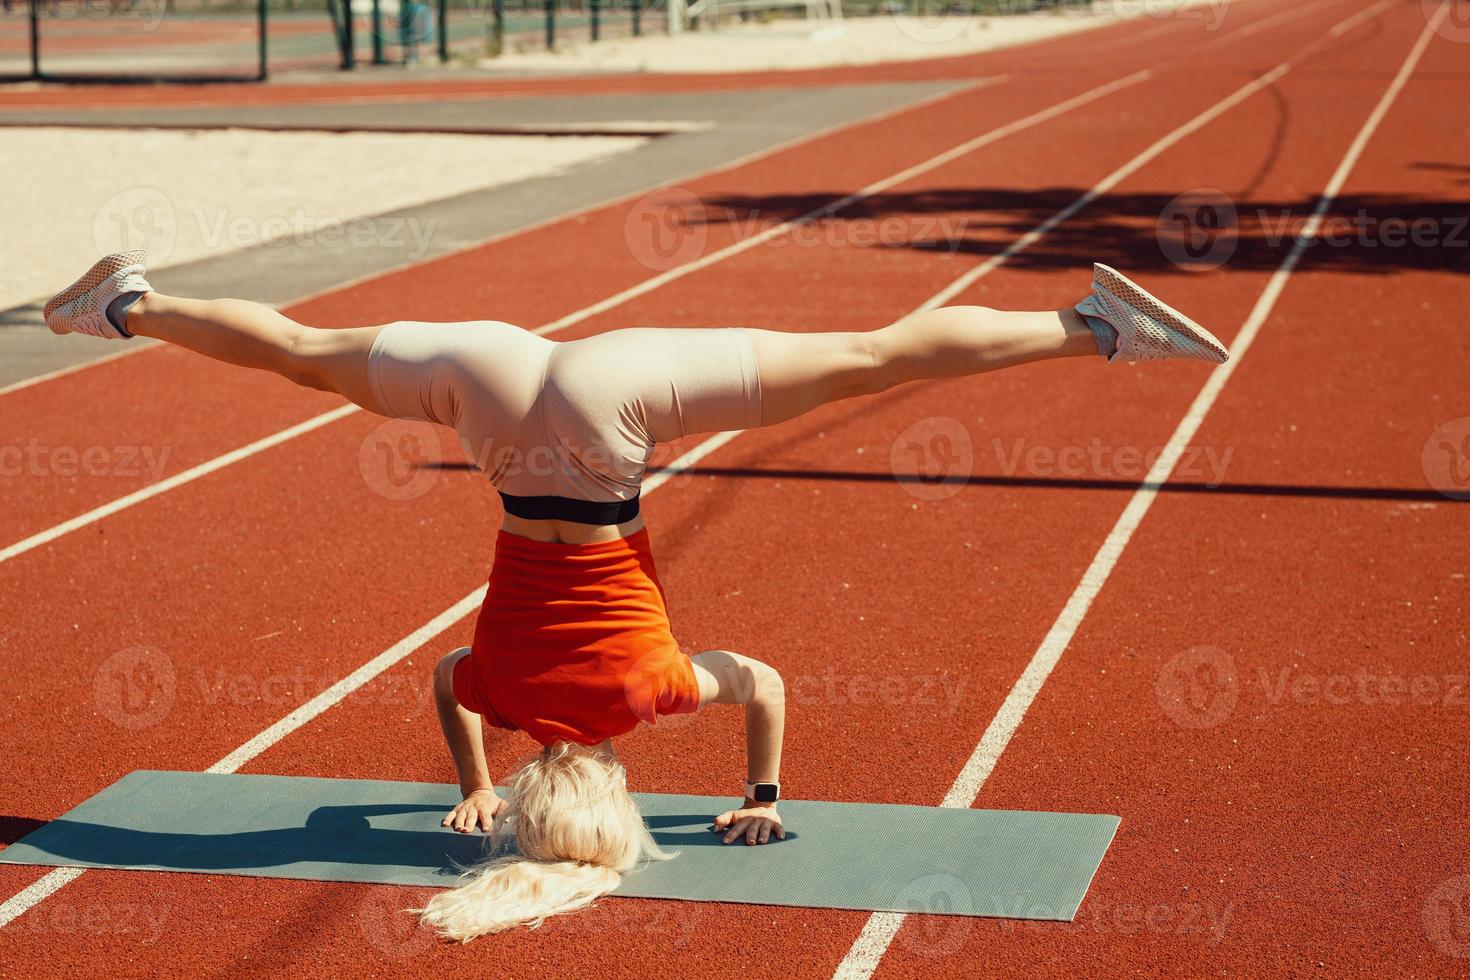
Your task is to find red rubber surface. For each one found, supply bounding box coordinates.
[3,1,1466,976]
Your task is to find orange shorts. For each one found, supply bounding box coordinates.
[452,528,701,745]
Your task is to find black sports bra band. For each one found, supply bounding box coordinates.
[498,492,641,526]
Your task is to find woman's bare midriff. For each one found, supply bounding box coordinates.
[500,513,646,544]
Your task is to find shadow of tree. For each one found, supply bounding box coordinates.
[689,187,1470,275]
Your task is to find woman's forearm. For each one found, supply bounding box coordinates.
[743,674,785,795]
[436,689,493,796]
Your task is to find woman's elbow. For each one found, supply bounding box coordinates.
[434,647,470,704]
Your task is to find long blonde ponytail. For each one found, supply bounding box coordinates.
[417,741,671,941]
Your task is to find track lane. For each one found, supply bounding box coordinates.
[0,0,1411,975]
[866,5,1470,976]
[0,0,1405,969]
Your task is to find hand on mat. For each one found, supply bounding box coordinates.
[713,804,785,846]
[443,788,505,834]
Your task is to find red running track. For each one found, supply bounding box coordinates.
[2,0,1466,975]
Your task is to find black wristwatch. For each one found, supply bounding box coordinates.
[743,781,780,804]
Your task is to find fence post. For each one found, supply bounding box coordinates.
[590,0,599,40]
[491,0,505,55]
[257,0,269,79]
[343,0,357,68]
[371,0,385,63]
[544,0,555,48]
[438,0,449,61]
[632,0,641,36]
[28,0,39,79]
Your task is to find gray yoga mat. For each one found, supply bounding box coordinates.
[2,771,1119,920]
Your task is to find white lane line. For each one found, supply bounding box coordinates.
[0,0,1411,925]
[0,70,1149,568]
[0,405,358,565]
[833,3,1450,977]
[1330,0,1396,37]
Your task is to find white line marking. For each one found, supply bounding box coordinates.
[0,405,358,565]
[833,3,1450,976]
[1330,0,1396,37]
[4,0,1424,923]
[0,71,1145,567]
[0,868,85,929]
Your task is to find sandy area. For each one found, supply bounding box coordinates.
[3,129,644,311]
[481,0,1242,73]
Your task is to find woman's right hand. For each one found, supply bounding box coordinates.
[442,788,505,833]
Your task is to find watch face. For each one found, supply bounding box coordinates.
[752,783,779,803]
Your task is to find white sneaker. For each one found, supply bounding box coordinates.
[44,251,153,339]
[1077,263,1229,364]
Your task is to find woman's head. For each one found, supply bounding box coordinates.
[417,740,670,941]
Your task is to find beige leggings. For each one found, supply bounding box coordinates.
[368,321,764,505]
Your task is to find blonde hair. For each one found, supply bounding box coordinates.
[416,741,671,941]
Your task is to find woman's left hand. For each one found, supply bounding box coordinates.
[712,804,785,845]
